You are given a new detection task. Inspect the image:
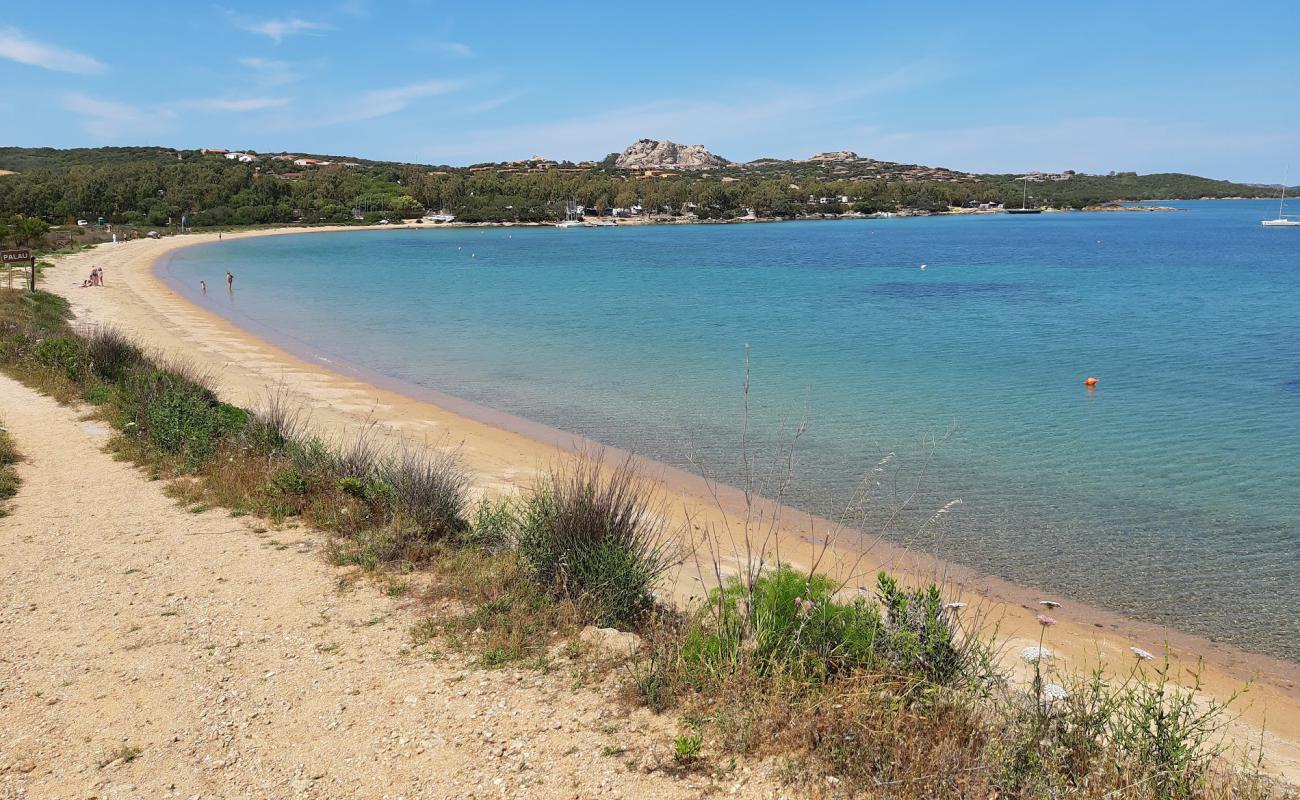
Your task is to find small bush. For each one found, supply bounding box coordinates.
[118,365,245,468]
[516,456,673,628]
[380,446,469,543]
[82,325,144,382]
[0,425,20,504]
[82,384,112,405]
[241,385,307,455]
[673,732,703,764]
[675,566,969,687]
[464,496,518,549]
[269,466,308,495]
[33,335,85,380]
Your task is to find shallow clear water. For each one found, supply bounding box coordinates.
[165,201,1300,661]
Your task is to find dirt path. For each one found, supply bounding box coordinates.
[0,374,778,800]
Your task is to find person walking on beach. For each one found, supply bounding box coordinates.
[226,271,234,291]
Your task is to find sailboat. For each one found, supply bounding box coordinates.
[556,198,582,228]
[1261,173,1300,227]
[1006,175,1042,215]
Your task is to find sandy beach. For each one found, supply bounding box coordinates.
[42,226,1300,780]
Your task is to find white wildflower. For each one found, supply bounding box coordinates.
[1021,646,1054,664]
[1038,600,1061,610]
[1130,646,1154,661]
[944,602,967,611]
[1041,683,1069,703]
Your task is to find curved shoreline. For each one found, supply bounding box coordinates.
[46,225,1300,779]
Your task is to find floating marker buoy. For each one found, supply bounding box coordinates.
[1084,377,1098,387]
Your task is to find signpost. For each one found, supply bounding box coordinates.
[2,249,36,292]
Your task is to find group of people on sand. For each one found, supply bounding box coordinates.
[79,267,105,288]
[199,271,234,296]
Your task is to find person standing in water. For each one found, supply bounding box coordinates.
[200,280,207,295]
[226,271,234,291]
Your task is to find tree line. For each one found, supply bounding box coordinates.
[0,147,1276,230]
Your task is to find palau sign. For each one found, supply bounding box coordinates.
[1,249,33,263]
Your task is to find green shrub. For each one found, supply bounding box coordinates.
[675,567,968,688]
[876,573,965,685]
[83,325,144,382]
[673,732,703,764]
[118,366,245,468]
[269,466,308,495]
[338,475,393,504]
[0,426,20,504]
[82,384,112,405]
[33,335,85,380]
[516,457,672,628]
[379,446,469,543]
[464,496,518,549]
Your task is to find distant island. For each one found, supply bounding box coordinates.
[0,140,1285,228]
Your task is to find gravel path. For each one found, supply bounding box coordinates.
[0,374,780,799]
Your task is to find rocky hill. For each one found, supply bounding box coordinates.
[805,151,860,162]
[614,139,728,170]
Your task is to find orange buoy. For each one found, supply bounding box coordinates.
[1084,377,1098,387]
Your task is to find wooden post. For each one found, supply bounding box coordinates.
[28,256,35,293]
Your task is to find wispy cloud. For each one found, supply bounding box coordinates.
[427,66,940,162]
[179,96,291,112]
[461,92,522,115]
[434,41,473,58]
[853,117,1300,177]
[0,27,105,73]
[238,56,303,86]
[336,0,369,16]
[326,78,468,124]
[62,93,172,138]
[227,13,330,43]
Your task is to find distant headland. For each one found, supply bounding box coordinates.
[0,140,1286,228]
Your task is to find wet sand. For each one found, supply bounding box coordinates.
[45,226,1300,780]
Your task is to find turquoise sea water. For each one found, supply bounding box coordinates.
[163,201,1300,661]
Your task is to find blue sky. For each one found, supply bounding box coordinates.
[1,1,1296,181]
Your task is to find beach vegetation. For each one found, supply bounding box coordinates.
[513,456,675,628]
[83,325,145,383]
[0,423,21,511]
[672,732,703,764]
[0,288,1290,799]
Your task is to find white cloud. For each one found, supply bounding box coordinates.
[238,56,303,86]
[434,41,473,58]
[0,27,104,73]
[461,92,522,115]
[62,93,172,138]
[427,67,939,162]
[326,79,468,124]
[179,96,291,112]
[230,15,330,43]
